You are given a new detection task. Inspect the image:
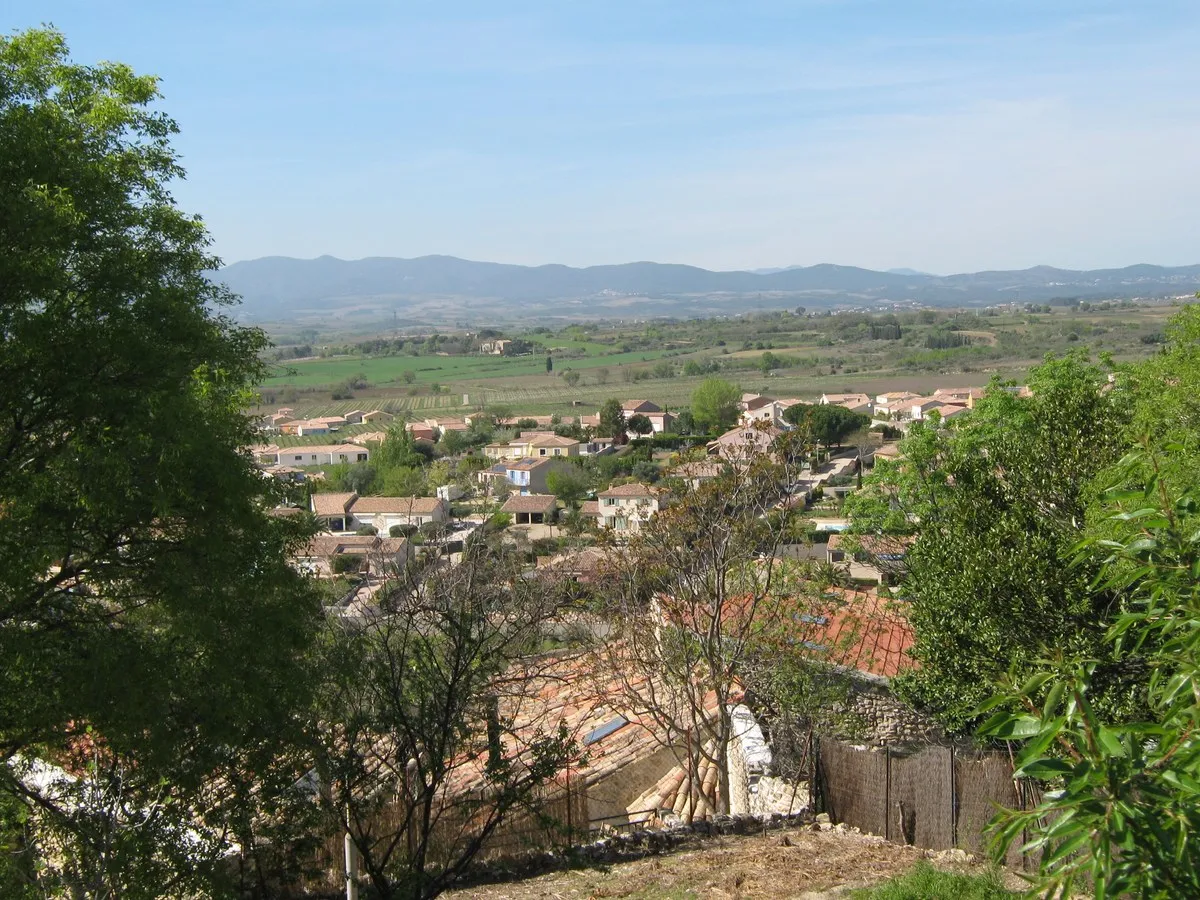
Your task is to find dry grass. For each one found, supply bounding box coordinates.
[448,825,1013,899]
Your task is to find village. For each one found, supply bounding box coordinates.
[238,383,1025,867]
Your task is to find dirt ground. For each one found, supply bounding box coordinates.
[447,824,1023,899]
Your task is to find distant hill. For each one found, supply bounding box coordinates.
[211,255,1200,322]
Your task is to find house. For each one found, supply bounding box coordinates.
[932,387,984,408]
[670,460,725,490]
[269,444,370,467]
[478,457,577,495]
[535,546,614,583]
[406,423,437,442]
[905,397,943,421]
[349,496,450,533]
[293,419,331,436]
[360,410,394,425]
[351,431,389,445]
[501,493,558,525]
[740,399,789,428]
[620,400,673,433]
[873,443,903,464]
[485,432,581,460]
[925,403,970,421]
[738,393,773,412]
[310,493,450,533]
[311,492,358,531]
[826,534,915,584]
[479,339,512,355]
[424,417,469,434]
[597,483,664,534]
[706,424,783,462]
[307,415,348,429]
[820,393,873,414]
[293,534,410,578]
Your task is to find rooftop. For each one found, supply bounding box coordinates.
[501,494,558,515]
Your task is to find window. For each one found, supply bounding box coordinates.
[583,715,629,746]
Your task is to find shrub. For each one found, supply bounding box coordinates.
[331,554,363,575]
[849,862,1013,899]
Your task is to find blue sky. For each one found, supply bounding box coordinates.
[18,1,1200,273]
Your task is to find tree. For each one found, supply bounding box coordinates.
[376,424,426,470]
[596,398,627,443]
[626,413,653,436]
[806,405,870,450]
[545,468,588,510]
[314,545,576,900]
[782,402,814,428]
[545,355,553,374]
[852,354,1133,733]
[597,450,815,818]
[690,378,741,433]
[0,28,321,893]
[562,369,581,387]
[403,370,417,384]
[980,445,1200,898]
[653,360,675,379]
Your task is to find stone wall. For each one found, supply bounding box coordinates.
[845,678,942,746]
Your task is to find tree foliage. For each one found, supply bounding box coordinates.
[596,398,627,442]
[850,354,1133,733]
[980,446,1200,898]
[690,378,741,433]
[0,27,320,894]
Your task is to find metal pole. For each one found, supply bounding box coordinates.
[345,803,359,900]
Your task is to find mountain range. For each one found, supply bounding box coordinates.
[212,255,1200,322]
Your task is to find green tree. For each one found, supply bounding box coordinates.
[626,413,653,436]
[856,354,1133,733]
[545,468,589,510]
[806,404,870,450]
[980,445,1200,898]
[376,424,425,470]
[562,369,581,387]
[782,402,814,427]
[0,28,320,893]
[545,355,553,373]
[691,378,741,433]
[596,398,627,443]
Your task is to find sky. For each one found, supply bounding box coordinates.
[16,1,1200,273]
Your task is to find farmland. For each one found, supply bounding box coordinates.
[255,301,1182,420]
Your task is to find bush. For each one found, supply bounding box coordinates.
[389,524,417,538]
[355,525,378,536]
[849,862,1013,899]
[331,554,363,575]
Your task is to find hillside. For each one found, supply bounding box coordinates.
[213,255,1200,322]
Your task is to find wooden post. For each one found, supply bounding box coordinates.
[883,745,891,842]
[949,745,958,848]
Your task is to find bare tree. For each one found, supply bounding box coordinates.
[593,432,824,818]
[311,542,576,900]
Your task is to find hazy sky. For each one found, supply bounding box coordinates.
[20,1,1200,273]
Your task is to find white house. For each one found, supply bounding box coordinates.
[271,444,370,467]
[348,496,449,533]
[597,482,664,534]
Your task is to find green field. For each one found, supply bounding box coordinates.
[262,347,672,388]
